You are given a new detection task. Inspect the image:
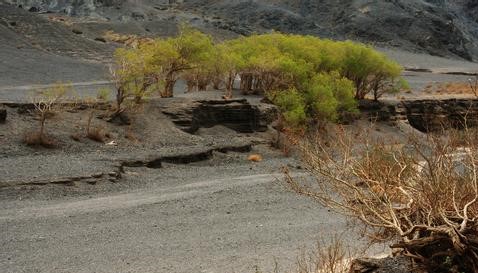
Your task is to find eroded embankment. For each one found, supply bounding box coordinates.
[162,98,277,134]
[5,96,475,188]
[0,98,275,188]
[0,142,255,188]
[360,98,478,132]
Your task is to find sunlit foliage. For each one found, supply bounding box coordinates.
[113,29,405,128]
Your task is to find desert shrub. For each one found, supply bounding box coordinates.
[113,24,216,98]
[116,28,404,125]
[24,131,57,148]
[273,72,357,128]
[86,127,106,143]
[340,41,404,100]
[82,88,113,141]
[285,129,478,272]
[274,89,307,127]
[220,34,403,101]
[111,46,154,114]
[25,83,69,148]
[296,235,351,273]
[96,87,111,101]
[253,235,352,273]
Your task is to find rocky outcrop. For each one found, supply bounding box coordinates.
[360,98,478,132]
[162,99,277,134]
[349,257,413,273]
[403,99,478,132]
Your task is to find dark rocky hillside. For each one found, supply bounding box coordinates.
[183,0,478,61]
[3,0,478,61]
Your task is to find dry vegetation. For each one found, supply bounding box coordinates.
[24,84,69,148]
[20,83,138,148]
[84,92,110,143]
[103,31,152,48]
[295,236,352,273]
[423,75,478,96]
[284,126,478,272]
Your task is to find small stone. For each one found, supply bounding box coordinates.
[91,173,103,178]
[94,37,107,43]
[85,179,97,185]
[72,29,83,35]
[0,107,6,123]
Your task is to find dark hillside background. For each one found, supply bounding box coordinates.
[2,0,478,61]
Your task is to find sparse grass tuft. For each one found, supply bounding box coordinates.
[87,127,106,143]
[24,131,57,148]
[296,236,351,273]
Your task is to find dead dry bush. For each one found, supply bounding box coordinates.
[86,127,106,143]
[25,83,69,148]
[83,95,109,143]
[253,235,353,273]
[103,31,152,48]
[295,236,352,273]
[285,128,478,273]
[424,76,478,97]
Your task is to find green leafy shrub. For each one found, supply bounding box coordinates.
[113,24,215,99]
[114,28,405,128]
[273,72,357,127]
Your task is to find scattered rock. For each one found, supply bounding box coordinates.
[94,37,107,43]
[349,256,413,273]
[91,173,103,178]
[247,154,262,162]
[105,140,117,146]
[107,112,131,125]
[85,179,97,185]
[0,107,6,123]
[71,28,83,34]
[131,11,145,20]
[154,6,168,11]
[70,133,81,142]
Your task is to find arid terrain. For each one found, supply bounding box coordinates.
[1,1,478,273]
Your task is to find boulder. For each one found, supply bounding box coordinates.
[106,112,131,126]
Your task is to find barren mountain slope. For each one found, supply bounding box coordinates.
[0,3,112,86]
[4,0,478,61]
[183,0,478,60]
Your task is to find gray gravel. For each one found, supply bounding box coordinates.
[0,148,379,273]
